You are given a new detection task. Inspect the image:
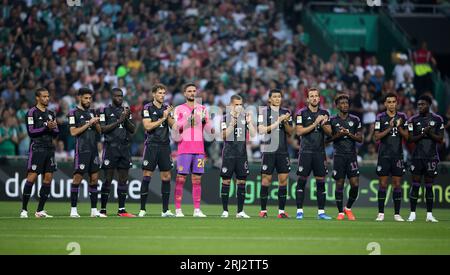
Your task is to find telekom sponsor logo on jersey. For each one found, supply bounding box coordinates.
[170,97,283,153]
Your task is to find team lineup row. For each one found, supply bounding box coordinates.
[19,83,444,222]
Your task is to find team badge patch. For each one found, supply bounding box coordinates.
[143,160,149,166]
[410,165,415,171]
[348,121,354,127]
[333,170,337,176]
[430,121,435,126]
[298,166,303,172]
[375,122,380,130]
[178,166,184,172]
[377,166,382,172]
[80,164,85,170]
[262,165,268,171]
[32,165,37,171]
[104,159,110,166]
[222,167,228,173]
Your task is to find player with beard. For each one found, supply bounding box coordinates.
[173,83,213,217]
[139,84,176,217]
[295,88,332,220]
[20,88,59,218]
[98,88,136,217]
[67,88,105,218]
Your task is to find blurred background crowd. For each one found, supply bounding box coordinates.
[1,0,449,167]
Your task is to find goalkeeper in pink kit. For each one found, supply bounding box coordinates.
[173,83,213,217]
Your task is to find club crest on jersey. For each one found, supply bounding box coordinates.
[410,165,415,171]
[48,114,53,120]
[178,166,184,172]
[79,164,85,170]
[32,165,37,171]
[333,170,337,176]
[430,121,435,126]
[262,165,268,171]
[377,166,382,172]
[104,159,110,166]
[222,167,228,173]
[348,121,354,127]
[298,166,303,172]
[143,160,149,166]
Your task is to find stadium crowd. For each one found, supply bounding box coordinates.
[0,0,449,166]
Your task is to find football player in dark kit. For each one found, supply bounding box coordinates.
[328,94,363,220]
[20,88,59,218]
[407,95,444,223]
[374,92,409,222]
[139,84,175,217]
[295,87,332,220]
[220,94,256,219]
[98,88,136,217]
[67,88,105,218]
[257,89,294,218]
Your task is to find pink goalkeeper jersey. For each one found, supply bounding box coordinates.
[175,103,211,154]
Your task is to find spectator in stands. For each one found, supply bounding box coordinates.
[412,41,436,97]
[392,54,414,89]
[366,56,385,76]
[0,112,18,156]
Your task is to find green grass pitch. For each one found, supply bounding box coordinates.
[0,202,449,255]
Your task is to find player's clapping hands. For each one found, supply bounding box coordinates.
[47,120,58,130]
[163,106,174,120]
[88,116,100,126]
[314,114,328,126]
[338,126,350,136]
